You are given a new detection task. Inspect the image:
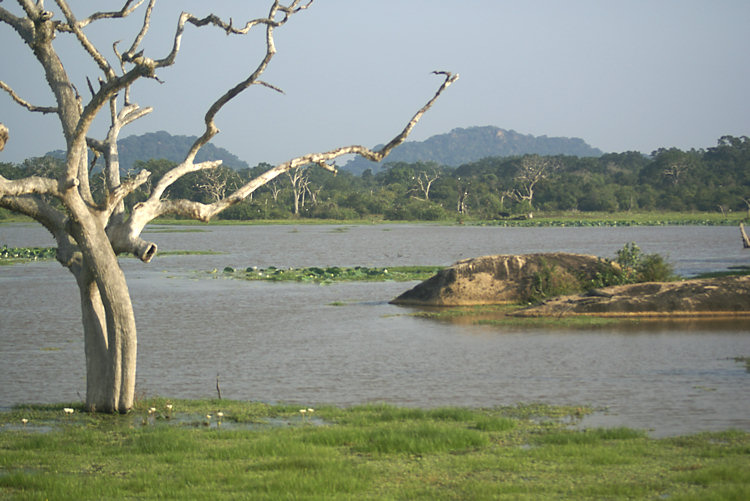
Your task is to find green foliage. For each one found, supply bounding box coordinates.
[5,135,749,222]
[525,260,584,303]
[615,242,675,282]
[0,245,56,264]
[2,400,748,500]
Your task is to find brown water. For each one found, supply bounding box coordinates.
[1,223,749,436]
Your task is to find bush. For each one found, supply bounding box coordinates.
[616,242,675,282]
[307,202,359,220]
[636,253,676,282]
[525,260,584,303]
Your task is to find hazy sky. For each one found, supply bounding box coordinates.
[1,1,749,166]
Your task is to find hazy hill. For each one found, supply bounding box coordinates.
[49,131,249,172]
[343,126,603,175]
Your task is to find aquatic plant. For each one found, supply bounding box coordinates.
[0,245,56,263]
[216,265,444,284]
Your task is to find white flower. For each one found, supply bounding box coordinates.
[165,404,173,411]
[148,407,157,414]
[299,409,307,414]
[307,408,315,413]
[217,412,224,418]
[21,418,29,425]
[63,407,74,415]
[206,414,212,420]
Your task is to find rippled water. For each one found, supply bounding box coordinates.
[1,222,748,436]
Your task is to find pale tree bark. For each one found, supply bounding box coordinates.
[511,154,560,209]
[456,180,469,215]
[286,166,309,215]
[196,168,236,203]
[268,179,282,202]
[662,162,689,186]
[0,123,8,151]
[411,168,440,201]
[0,1,457,412]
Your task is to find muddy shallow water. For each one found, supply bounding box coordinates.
[1,223,748,437]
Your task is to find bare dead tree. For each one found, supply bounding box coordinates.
[196,168,237,203]
[307,182,322,206]
[511,154,560,209]
[662,161,689,186]
[267,179,282,202]
[411,168,440,201]
[0,1,457,413]
[456,177,470,215]
[286,166,309,215]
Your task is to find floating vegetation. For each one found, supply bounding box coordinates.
[159,250,223,256]
[0,245,56,264]
[733,357,750,372]
[218,265,444,284]
[0,245,219,265]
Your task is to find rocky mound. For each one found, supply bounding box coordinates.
[513,275,750,317]
[390,253,617,306]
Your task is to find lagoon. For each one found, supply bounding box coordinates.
[1,223,748,436]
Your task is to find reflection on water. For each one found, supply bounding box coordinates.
[1,223,748,437]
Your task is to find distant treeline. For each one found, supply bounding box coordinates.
[2,135,748,221]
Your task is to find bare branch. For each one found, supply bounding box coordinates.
[0,194,68,248]
[0,5,35,43]
[376,71,459,160]
[148,160,223,203]
[54,0,116,79]
[0,173,61,198]
[122,0,155,64]
[0,80,58,113]
[0,123,7,151]
[104,169,150,216]
[68,0,145,29]
[158,71,458,221]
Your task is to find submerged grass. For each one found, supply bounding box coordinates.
[1,399,748,500]
[411,304,639,329]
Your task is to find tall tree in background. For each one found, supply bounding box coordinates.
[0,0,456,413]
[511,154,560,209]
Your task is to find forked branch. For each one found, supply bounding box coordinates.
[130,71,458,225]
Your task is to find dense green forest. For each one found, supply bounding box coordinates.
[2,135,748,222]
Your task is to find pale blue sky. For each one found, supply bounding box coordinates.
[1,1,749,165]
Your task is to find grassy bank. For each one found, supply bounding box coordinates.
[149,210,747,227]
[6,210,741,226]
[1,399,748,500]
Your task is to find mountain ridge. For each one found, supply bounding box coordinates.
[343,126,603,174]
[45,126,603,175]
[48,130,249,172]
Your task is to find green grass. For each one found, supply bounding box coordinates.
[695,266,750,279]
[481,210,747,227]
[3,210,746,227]
[1,399,748,500]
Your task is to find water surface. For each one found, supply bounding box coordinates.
[1,223,748,436]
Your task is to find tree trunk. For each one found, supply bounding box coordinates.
[69,225,137,413]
